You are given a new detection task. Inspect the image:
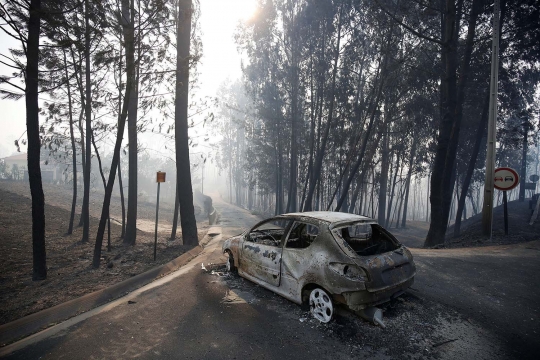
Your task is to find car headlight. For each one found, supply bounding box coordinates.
[329,262,368,282]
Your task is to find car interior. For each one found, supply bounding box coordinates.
[335,224,400,256]
[247,220,290,247]
[285,223,319,249]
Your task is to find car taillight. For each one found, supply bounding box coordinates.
[329,262,368,281]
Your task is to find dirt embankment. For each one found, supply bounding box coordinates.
[0,180,209,326]
[389,199,540,249]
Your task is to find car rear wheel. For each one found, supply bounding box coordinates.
[309,288,333,323]
[225,251,236,273]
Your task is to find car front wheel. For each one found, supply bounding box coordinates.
[309,288,333,323]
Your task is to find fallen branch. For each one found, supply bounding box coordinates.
[432,338,458,348]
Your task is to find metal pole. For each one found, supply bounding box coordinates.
[154,182,161,261]
[503,190,508,235]
[481,0,500,238]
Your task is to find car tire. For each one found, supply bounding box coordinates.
[225,251,237,273]
[309,288,333,323]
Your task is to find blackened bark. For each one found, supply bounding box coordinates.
[286,29,299,213]
[519,120,528,201]
[170,186,179,240]
[124,0,139,245]
[386,150,401,227]
[27,0,46,280]
[91,130,111,251]
[118,160,126,238]
[81,0,92,243]
[64,50,77,235]
[401,136,417,228]
[378,129,389,225]
[117,48,126,239]
[77,110,85,228]
[454,93,489,236]
[71,47,86,228]
[175,0,198,246]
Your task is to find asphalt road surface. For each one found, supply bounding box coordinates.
[2,197,539,359]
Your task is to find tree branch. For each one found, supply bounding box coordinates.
[373,0,443,45]
[0,78,25,92]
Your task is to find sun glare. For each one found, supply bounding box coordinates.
[230,0,258,22]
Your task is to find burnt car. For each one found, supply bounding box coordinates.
[222,211,416,323]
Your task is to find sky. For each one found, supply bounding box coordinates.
[0,0,258,159]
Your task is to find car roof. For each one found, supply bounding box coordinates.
[282,211,375,225]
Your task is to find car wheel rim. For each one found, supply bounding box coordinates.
[309,288,333,323]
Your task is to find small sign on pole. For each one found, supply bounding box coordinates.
[494,167,519,235]
[154,171,166,261]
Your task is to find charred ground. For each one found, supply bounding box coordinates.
[0,180,209,325]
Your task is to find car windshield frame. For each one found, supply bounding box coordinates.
[245,216,293,247]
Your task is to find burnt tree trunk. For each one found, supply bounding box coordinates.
[118,159,126,238]
[401,136,417,228]
[453,92,489,236]
[175,0,198,246]
[386,150,400,228]
[124,0,140,245]
[91,130,111,251]
[64,50,77,235]
[170,186,179,240]
[81,0,92,243]
[378,129,389,225]
[117,48,126,239]
[27,0,46,280]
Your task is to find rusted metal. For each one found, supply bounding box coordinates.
[156,171,166,183]
[222,211,416,322]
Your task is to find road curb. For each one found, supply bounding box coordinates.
[0,228,220,347]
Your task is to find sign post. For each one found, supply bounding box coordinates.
[494,167,519,235]
[154,171,166,261]
[481,0,501,237]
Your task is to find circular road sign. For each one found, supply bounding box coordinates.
[530,174,539,183]
[494,167,519,191]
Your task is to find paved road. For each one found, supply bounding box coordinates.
[2,198,539,359]
[411,243,540,359]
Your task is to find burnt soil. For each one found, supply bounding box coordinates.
[0,180,210,326]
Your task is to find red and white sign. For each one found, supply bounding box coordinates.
[494,167,519,191]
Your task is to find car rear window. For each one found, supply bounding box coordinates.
[332,223,400,256]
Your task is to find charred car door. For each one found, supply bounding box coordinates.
[240,218,292,287]
[281,221,320,285]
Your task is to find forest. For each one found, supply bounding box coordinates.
[0,0,539,283]
[214,0,539,246]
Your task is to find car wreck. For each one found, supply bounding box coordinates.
[222,211,416,324]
